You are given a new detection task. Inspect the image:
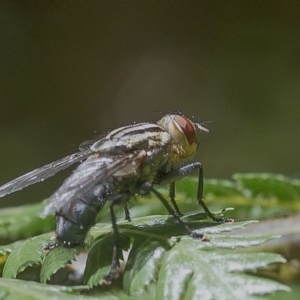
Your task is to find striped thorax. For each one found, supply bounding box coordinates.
[91,122,171,153]
[91,114,208,163]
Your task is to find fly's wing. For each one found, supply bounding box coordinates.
[0,149,92,198]
[42,150,147,216]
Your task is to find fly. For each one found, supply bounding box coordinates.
[0,113,232,282]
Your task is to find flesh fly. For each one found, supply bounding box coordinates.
[0,113,231,281]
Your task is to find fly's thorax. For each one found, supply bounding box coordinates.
[90,123,171,153]
[158,114,196,162]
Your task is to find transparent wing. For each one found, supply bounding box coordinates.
[42,150,147,215]
[0,149,92,198]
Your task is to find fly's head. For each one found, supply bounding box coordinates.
[158,114,209,162]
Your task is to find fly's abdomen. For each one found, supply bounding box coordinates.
[55,184,109,246]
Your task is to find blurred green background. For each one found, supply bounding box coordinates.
[1,1,300,207]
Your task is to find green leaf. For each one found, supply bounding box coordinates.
[0,278,99,300]
[0,241,24,268]
[2,233,53,278]
[86,213,216,288]
[123,238,171,295]
[0,241,23,256]
[233,173,300,201]
[40,246,79,283]
[0,201,55,242]
[0,213,291,298]
[170,177,242,206]
[86,215,290,297]
[114,217,289,298]
[84,233,131,287]
[156,240,289,300]
[0,173,295,298]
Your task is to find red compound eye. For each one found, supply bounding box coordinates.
[174,115,196,145]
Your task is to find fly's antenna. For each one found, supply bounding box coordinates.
[194,122,209,133]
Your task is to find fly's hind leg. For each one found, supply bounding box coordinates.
[122,202,131,222]
[103,201,120,283]
[104,193,130,283]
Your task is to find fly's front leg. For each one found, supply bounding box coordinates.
[160,162,232,223]
[144,183,206,240]
[169,182,183,216]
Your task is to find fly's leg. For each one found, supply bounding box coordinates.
[169,182,183,216]
[104,193,130,283]
[160,162,233,223]
[122,202,131,221]
[145,183,206,240]
[104,201,120,283]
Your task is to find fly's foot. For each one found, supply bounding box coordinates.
[174,211,184,218]
[42,237,58,252]
[101,276,113,285]
[224,217,234,223]
[190,231,209,241]
[125,215,132,222]
[124,212,132,222]
[210,215,234,223]
[102,270,116,285]
[123,203,131,222]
